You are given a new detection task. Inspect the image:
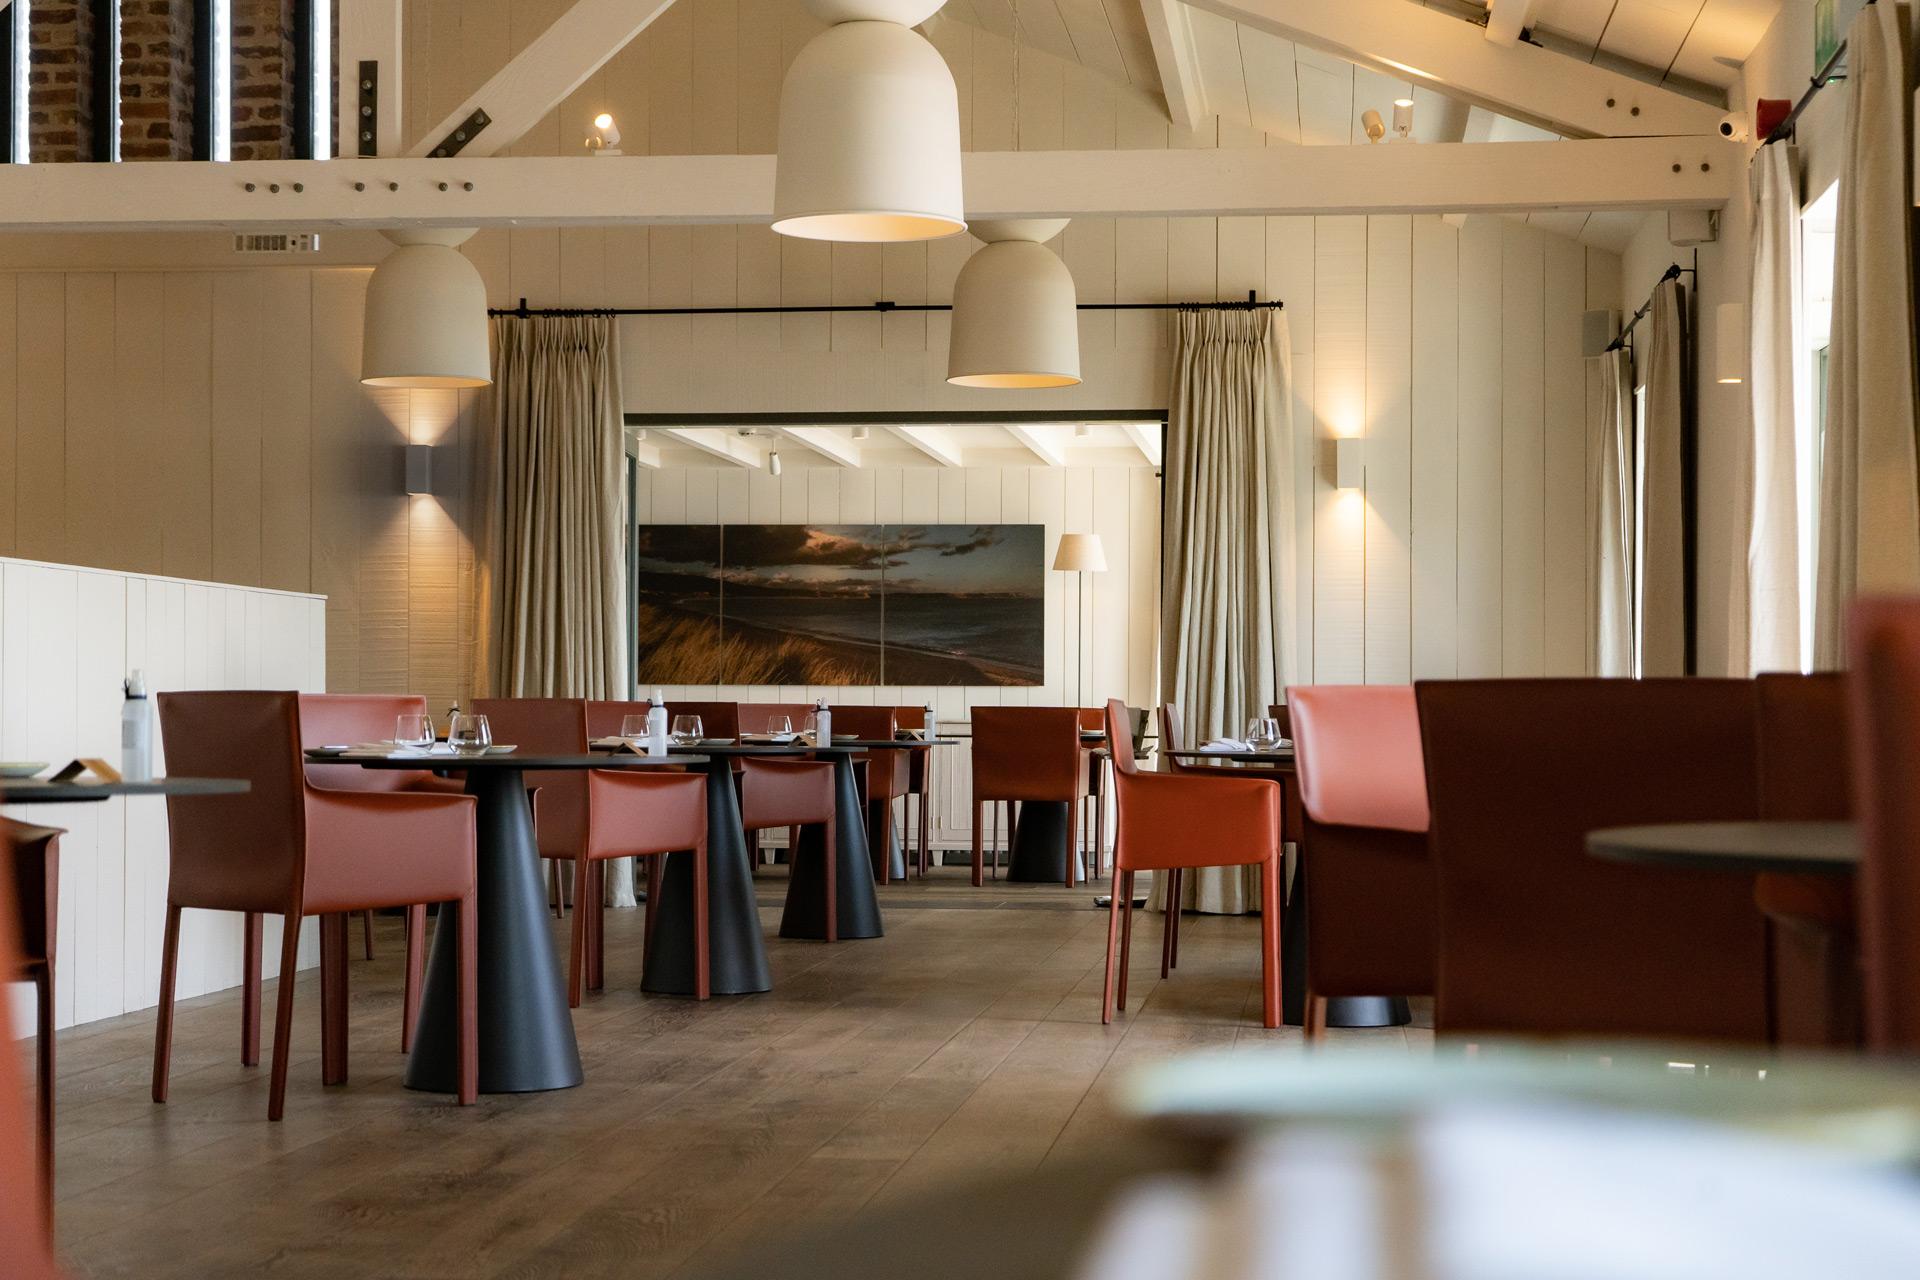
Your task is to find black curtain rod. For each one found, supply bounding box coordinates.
[491,291,1283,319]
[1605,262,1693,353]
[1763,6,1864,147]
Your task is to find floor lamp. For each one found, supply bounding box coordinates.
[1053,533,1107,708]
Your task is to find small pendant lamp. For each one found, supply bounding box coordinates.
[772,0,966,242]
[947,219,1081,388]
[361,228,492,388]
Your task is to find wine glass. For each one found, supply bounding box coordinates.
[620,714,650,744]
[766,715,792,738]
[802,712,819,744]
[448,712,492,755]
[395,713,435,752]
[670,714,703,746]
[1246,717,1280,750]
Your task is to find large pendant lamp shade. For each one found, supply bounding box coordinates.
[361,228,492,388]
[947,219,1081,388]
[772,0,965,243]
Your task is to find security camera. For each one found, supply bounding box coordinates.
[1717,111,1750,142]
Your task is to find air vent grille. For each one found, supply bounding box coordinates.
[233,233,321,253]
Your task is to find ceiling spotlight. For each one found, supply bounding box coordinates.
[851,425,870,440]
[586,112,622,155]
[1361,109,1386,144]
[772,0,964,242]
[1392,98,1414,142]
[769,450,783,476]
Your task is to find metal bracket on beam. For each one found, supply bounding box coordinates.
[357,62,379,157]
[428,108,491,159]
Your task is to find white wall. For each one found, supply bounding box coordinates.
[0,557,327,1031]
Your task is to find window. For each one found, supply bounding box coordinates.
[1800,182,1838,665]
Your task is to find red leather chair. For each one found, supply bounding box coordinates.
[1845,598,1920,1052]
[474,697,591,917]
[1285,685,1435,1042]
[1415,678,1770,1042]
[1101,700,1282,1026]
[739,758,839,941]
[970,707,1086,888]
[579,768,710,1004]
[1752,672,1858,1047]
[2,817,58,1237]
[298,692,458,1050]
[662,702,740,739]
[830,705,910,884]
[154,691,478,1118]
[0,824,69,1275]
[896,705,934,875]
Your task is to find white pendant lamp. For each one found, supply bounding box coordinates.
[361,228,492,388]
[947,219,1081,388]
[772,0,965,242]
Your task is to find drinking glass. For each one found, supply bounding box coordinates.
[802,713,819,743]
[766,715,792,738]
[670,714,703,746]
[620,714,650,743]
[1246,717,1281,750]
[395,713,435,751]
[448,712,492,755]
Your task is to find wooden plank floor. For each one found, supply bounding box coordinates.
[42,866,1432,1279]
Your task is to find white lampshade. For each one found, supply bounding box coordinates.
[947,221,1080,388]
[771,17,965,243]
[1053,533,1107,573]
[361,229,491,388]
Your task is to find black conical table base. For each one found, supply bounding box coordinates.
[1006,802,1085,884]
[780,749,883,940]
[644,754,772,996]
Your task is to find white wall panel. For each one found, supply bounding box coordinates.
[1,556,326,1033]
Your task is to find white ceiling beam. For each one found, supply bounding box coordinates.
[1181,0,1725,137]
[1484,0,1536,48]
[657,427,764,468]
[0,137,1737,233]
[772,426,862,468]
[406,0,680,158]
[1005,424,1067,467]
[1139,0,1209,130]
[1121,423,1163,466]
[888,426,965,468]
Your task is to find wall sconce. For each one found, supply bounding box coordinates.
[1716,301,1746,384]
[1335,437,1365,490]
[405,444,433,495]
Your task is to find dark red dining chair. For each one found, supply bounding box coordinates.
[2,817,58,1237]
[740,758,839,942]
[474,697,590,919]
[299,692,457,1050]
[579,768,710,1004]
[1752,672,1858,1047]
[155,691,478,1119]
[661,702,741,739]
[1415,678,1770,1042]
[970,706,1086,888]
[831,705,910,884]
[1286,685,1435,1042]
[0,824,70,1276]
[1101,700,1282,1027]
[896,705,934,875]
[1845,597,1920,1053]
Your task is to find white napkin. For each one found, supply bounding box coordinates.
[341,743,428,759]
[1200,739,1254,754]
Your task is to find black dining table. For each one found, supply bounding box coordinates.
[1159,747,1409,1033]
[0,776,251,804]
[1587,821,1859,876]
[316,750,706,1096]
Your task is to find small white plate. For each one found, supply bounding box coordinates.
[0,762,47,779]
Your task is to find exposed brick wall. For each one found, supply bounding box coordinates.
[232,0,292,159]
[29,1,96,163]
[121,0,195,161]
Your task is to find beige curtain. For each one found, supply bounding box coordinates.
[1640,279,1689,678]
[1747,143,1805,674]
[481,315,629,699]
[480,315,631,904]
[1815,0,1920,667]
[1589,347,1636,676]
[1157,307,1296,915]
